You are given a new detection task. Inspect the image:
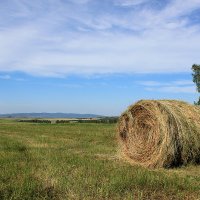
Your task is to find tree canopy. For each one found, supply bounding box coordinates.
[192,64,200,105]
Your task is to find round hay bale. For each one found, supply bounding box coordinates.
[118,100,200,168]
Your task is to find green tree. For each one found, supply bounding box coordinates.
[192,64,200,105]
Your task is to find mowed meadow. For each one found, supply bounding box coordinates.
[0,119,200,200]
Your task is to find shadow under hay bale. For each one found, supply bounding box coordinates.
[118,100,200,169]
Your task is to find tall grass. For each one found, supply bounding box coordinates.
[0,120,199,199]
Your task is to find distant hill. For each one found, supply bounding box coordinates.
[0,113,104,119]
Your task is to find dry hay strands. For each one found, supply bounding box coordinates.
[118,100,200,169]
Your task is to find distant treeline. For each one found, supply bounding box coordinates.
[56,117,118,124]
[18,117,118,124]
[18,119,51,123]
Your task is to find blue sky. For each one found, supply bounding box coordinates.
[0,0,199,115]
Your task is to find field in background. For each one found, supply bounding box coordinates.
[0,119,199,200]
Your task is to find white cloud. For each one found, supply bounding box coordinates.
[0,0,200,77]
[161,0,200,19]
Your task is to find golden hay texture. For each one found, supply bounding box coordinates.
[118,100,200,168]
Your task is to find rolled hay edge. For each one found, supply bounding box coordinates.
[117,100,200,169]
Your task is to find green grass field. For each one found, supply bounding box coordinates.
[0,119,199,200]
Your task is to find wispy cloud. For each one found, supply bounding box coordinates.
[172,80,194,86]
[115,0,150,7]
[137,81,163,87]
[138,79,196,93]
[14,78,26,81]
[0,75,11,80]
[138,80,194,86]
[0,0,200,77]
[146,86,196,93]
[0,74,26,81]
